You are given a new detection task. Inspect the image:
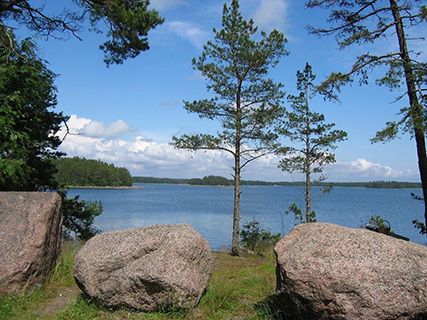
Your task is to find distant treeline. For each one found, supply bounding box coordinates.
[362,181,421,189]
[133,175,232,186]
[55,157,132,187]
[133,176,421,189]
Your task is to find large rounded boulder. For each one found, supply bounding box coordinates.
[274,223,427,320]
[73,224,213,311]
[0,192,62,293]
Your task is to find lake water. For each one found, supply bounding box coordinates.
[68,184,427,249]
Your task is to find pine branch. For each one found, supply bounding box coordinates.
[240,150,274,170]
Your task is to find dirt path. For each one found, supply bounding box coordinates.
[34,286,80,319]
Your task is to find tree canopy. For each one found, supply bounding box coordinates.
[0,0,164,65]
[172,0,288,255]
[54,157,132,187]
[0,32,65,191]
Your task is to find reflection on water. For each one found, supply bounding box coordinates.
[68,184,426,249]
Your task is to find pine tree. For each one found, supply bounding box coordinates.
[172,0,288,255]
[277,63,347,223]
[306,0,427,236]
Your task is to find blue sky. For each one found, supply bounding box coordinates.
[17,0,426,181]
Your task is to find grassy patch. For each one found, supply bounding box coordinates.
[1,244,280,320]
[0,242,81,320]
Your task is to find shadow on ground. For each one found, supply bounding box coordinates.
[254,294,290,320]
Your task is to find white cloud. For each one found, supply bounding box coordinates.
[58,115,232,178]
[83,120,132,139]
[167,21,209,48]
[253,0,289,32]
[328,158,416,181]
[63,115,132,139]
[57,116,417,181]
[150,0,185,11]
[240,156,417,182]
[64,114,91,130]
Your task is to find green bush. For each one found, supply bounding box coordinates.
[367,214,392,234]
[240,219,281,255]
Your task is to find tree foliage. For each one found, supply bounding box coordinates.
[277,63,347,222]
[306,0,427,237]
[285,202,317,225]
[59,191,103,240]
[0,0,164,65]
[0,31,65,191]
[307,0,426,110]
[172,0,288,255]
[0,31,103,240]
[54,157,132,187]
[411,192,427,235]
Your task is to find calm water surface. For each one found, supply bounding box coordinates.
[68,184,427,249]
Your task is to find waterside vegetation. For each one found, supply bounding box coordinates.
[133,176,421,189]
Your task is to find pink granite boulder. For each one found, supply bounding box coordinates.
[73,224,213,311]
[0,192,62,293]
[274,223,427,320]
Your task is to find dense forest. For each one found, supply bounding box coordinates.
[133,176,421,189]
[55,157,132,187]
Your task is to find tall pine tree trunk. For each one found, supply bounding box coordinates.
[232,86,242,256]
[232,154,241,256]
[305,162,311,223]
[305,130,312,222]
[390,0,427,238]
[305,92,312,223]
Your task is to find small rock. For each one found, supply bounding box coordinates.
[274,223,427,320]
[73,224,213,311]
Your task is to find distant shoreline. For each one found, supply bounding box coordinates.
[65,180,422,190]
[67,185,143,190]
[132,176,422,189]
[135,182,421,189]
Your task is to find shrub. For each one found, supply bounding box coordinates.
[367,214,392,234]
[240,219,281,255]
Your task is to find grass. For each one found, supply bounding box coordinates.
[0,242,81,320]
[0,243,280,320]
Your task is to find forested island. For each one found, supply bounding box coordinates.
[55,157,132,187]
[133,176,421,189]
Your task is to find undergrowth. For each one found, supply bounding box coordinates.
[0,243,280,320]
